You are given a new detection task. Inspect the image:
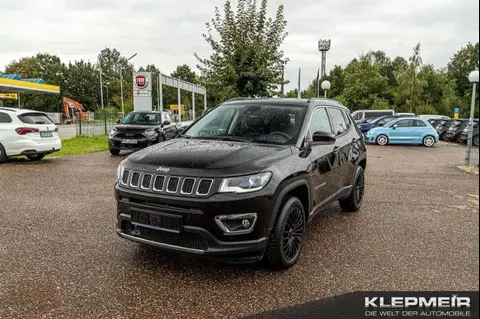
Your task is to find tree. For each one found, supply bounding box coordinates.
[448,42,479,98]
[63,60,100,110]
[195,0,289,100]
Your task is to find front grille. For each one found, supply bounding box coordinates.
[141,174,153,189]
[120,170,214,197]
[167,177,180,193]
[136,226,208,250]
[130,172,141,187]
[181,178,195,194]
[197,179,213,195]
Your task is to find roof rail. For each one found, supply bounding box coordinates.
[225,97,258,102]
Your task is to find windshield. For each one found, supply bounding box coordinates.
[121,112,163,125]
[18,113,53,124]
[182,103,307,145]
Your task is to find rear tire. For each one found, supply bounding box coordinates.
[456,134,463,144]
[376,134,389,146]
[422,135,436,147]
[339,166,365,212]
[265,197,306,269]
[474,135,479,147]
[109,149,120,156]
[0,144,7,163]
[26,153,45,161]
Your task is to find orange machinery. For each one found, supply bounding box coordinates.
[63,97,89,121]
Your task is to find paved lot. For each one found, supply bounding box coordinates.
[0,144,478,319]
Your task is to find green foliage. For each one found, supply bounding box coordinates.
[371,99,391,110]
[195,0,289,102]
[416,104,438,115]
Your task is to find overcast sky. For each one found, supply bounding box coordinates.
[1,0,479,91]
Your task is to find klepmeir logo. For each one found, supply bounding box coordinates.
[364,294,472,317]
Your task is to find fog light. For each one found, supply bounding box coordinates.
[215,213,257,235]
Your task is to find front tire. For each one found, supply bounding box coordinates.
[339,166,365,212]
[0,144,7,163]
[265,197,306,269]
[473,135,479,147]
[109,149,120,156]
[423,135,436,147]
[376,134,389,146]
[26,153,45,161]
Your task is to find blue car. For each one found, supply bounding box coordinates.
[358,115,410,136]
[366,118,439,147]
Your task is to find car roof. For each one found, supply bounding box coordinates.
[222,97,349,111]
[0,107,47,115]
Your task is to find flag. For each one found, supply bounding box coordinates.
[297,67,301,99]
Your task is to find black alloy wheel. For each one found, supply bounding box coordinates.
[282,206,305,261]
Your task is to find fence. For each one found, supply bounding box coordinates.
[76,113,122,136]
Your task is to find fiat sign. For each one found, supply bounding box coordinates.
[135,74,148,89]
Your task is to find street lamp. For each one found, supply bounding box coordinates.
[466,70,479,165]
[321,80,331,98]
[120,53,137,115]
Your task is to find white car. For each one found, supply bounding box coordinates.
[0,107,62,162]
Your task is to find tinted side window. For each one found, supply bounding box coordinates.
[395,119,414,127]
[414,120,427,127]
[309,108,332,134]
[328,108,348,135]
[353,112,363,120]
[378,117,394,126]
[18,113,53,124]
[342,111,353,129]
[365,112,379,119]
[0,112,12,123]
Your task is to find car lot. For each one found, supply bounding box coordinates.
[0,144,478,318]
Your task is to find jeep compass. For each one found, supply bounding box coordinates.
[115,98,367,269]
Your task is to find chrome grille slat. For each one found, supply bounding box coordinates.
[166,177,180,193]
[130,172,141,188]
[153,175,166,192]
[141,174,153,190]
[196,179,213,196]
[180,178,196,195]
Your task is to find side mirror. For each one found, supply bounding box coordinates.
[116,119,121,124]
[163,120,170,126]
[392,124,398,129]
[312,131,336,145]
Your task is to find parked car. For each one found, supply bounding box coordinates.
[358,115,412,136]
[0,107,62,162]
[396,112,416,117]
[351,109,395,124]
[435,119,458,140]
[418,115,451,120]
[459,123,480,146]
[427,118,441,127]
[114,98,367,269]
[366,118,439,147]
[444,119,475,142]
[108,111,178,155]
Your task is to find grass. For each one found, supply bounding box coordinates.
[47,135,109,158]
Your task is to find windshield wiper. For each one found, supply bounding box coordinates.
[198,136,247,142]
[177,134,191,139]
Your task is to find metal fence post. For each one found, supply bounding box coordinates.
[104,113,108,135]
[465,82,477,165]
[79,118,82,136]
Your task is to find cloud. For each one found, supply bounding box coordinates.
[1,0,478,92]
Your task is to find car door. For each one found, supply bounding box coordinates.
[307,107,338,207]
[413,119,429,142]
[327,107,353,190]
[389,119,415,143]
[0,111,14,154]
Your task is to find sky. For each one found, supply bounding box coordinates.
[1,0,479,91]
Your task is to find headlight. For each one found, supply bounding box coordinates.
[145,128,156,136]
[219,172,272,194]
[108,127,117,138]
[115,159,126,183]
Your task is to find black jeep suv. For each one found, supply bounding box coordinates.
[114,98,367,268]
[108,111,178,155]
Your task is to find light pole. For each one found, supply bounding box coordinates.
[466,70,479,165]
[321,80,331,98]
[119,53,137,115]
[99,70,104,109]
[105,81,110,107]
[318,39,331,78]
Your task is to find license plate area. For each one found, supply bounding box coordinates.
[122,139,137,144]
[40,131,53,138]
[131,208,182,233]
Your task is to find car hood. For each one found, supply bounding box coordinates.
[125,138,293,175]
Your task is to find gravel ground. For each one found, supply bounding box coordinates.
[0,144,478,319]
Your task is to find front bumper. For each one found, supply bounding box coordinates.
[109,137,156,151]
[115,184,272,263]
[444,131,458,140]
